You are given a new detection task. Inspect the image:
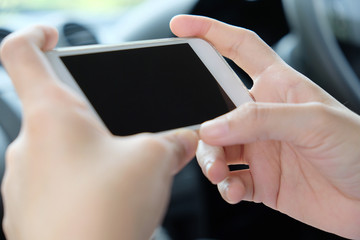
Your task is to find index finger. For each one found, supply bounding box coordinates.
[170,15,284,81]
[0,25,59,102]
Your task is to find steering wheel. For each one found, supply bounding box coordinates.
[282,0,360,114]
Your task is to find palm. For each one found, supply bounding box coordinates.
[232,71,360,232]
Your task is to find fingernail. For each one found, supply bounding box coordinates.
[223,179,242,205]
[220,180,233,203]
[224,183,231,202]
[205,161,213,175]
[201,118,229,138]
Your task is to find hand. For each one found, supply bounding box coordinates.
[171,15,360,239]
[0,26,198,240]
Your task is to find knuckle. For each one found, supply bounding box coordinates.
[231,102,263,125]
[132,133,188,171]
[135,134,168,156]
[1,171,8,196]
[228,28,258,60]
[2,216,10,236]
[0,25,48,64]
[0,33,24,62]
[134,134,175,169]
[1,175,10,210]
[243,29,259,41]
[5,140,19,168]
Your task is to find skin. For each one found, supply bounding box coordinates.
[170,15,360,239]
[1,13,360,240]
[0,26,198,240]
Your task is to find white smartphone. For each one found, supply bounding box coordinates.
[46,38,253,136]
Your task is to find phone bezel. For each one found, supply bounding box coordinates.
[45,38,253,132]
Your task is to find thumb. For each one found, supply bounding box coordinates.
[199,102,336,147]
[156,129,199,174]
[0,25,59,105]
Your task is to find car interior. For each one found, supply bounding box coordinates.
[0,0,359,239]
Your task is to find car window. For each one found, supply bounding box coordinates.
[1,0,146,12]
[0,0,147,29]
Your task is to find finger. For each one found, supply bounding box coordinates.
[0,25,59,102]
[200,102,335,146]
[218,170,254,204]
[170,15,283,80]
[157,129,199,175]
[196,140,229,184]
[223,145,246,165]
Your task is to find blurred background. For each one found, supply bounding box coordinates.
[1,0,359,239]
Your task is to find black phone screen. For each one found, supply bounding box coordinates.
[60,43,234,136]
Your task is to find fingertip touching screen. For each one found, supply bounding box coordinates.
[60,43,234,136]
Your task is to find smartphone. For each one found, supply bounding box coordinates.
[46,38,253,136]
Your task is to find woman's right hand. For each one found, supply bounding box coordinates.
[171,15,360,239]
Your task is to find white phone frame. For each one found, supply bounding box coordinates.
[45,38,253,131]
